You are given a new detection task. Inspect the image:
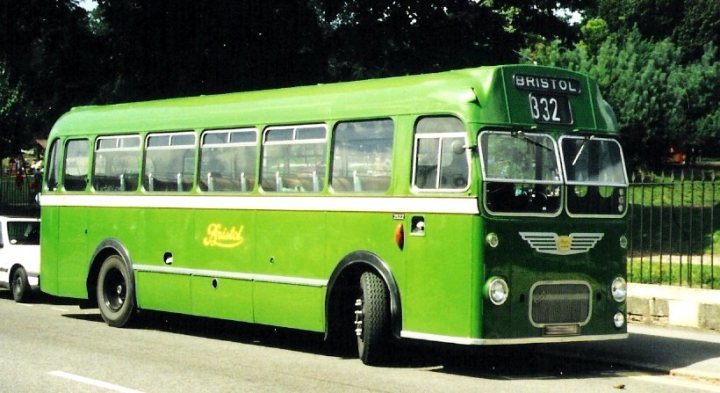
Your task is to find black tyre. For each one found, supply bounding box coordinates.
[11,267,30,303]
[97,255,136,327]
[355,271,390,365]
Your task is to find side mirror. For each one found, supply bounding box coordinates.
[452,140,466,155]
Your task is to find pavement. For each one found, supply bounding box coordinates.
[628,283,720,331]
[625,283,720,384]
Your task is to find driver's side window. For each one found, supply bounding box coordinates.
[412,116,469,191]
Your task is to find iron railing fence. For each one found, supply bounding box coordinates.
[0,173,40,216]
[628,168,719,289]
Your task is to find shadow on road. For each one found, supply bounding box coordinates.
[56,307,655,379]
[0,289,81,306]
[40,297,713,380]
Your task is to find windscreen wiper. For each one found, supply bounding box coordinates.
[572,135,594,166]
[511,130,551,152]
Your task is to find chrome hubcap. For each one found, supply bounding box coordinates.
[354,298,363,337]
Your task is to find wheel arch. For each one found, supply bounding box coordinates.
[85,239,133,308]
[324,250,402,340]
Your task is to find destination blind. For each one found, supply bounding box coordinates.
[513,74,580,125]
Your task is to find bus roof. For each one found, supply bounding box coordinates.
[49,65,618,137]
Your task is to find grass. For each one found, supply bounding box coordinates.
[627,168,720,289]
[629,170,720,207]
[628,256,720,289]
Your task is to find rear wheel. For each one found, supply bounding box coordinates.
[354,271,390,365]
[11,267,30,303]
[97,255,136,327]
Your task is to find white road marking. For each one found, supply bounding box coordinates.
[49,371,145,393]
[630,375,720,392]
[50,307,69,312]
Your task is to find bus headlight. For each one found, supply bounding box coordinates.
[485,277,509,305]
[613,312,625,328]
[619,235,628,249]
[486,232,499,248]
[611,277,627,302]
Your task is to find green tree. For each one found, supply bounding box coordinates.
[593,0,720,62]
[522,26,720,168]
[0,0,104,147]
[313,0,592,80]
[95,0,325,101]
[314,0,514,79]
[594,0,683,41]
[671,0,720,61]
[0,64,35,157]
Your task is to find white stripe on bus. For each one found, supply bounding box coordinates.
[40,194,480,214]
[133,264,328,287]
[400,330,629,345]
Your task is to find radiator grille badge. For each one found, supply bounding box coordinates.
[519,232,604,255]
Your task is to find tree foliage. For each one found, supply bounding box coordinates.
[0,0,588,153]
[593,0,720,62]
[522,27,720,167]
[315,0,513,78]
[1,0,717,169]
[94,0,325,101]
[0,63,32,158]
[0,0,104,152]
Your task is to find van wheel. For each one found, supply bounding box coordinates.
[354,271,389,365]
[11,267,30,302]
[97,255,136,327]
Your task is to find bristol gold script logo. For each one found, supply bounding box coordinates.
[203,223,245,248]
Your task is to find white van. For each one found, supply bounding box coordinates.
[0,216,40,302]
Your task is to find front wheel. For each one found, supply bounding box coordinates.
[354,271,390,365]
[97,255,136,327]
[11,267,30,302]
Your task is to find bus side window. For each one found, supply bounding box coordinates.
[93,135,141,192]
[45,139,61,192]
[63,139,89,192]
[143,132,196,192]
[199,128,257,192]
[331,119,393,193]
[412,116,469,191]
[261,125,326,193]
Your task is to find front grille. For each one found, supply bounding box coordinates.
[530,282,591,326]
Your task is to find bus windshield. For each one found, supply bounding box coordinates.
[480,132,628,217]
[560,136,627,216]
[560,136,626,185]
[480,131,562,215]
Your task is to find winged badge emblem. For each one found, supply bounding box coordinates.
[519,232,604,255]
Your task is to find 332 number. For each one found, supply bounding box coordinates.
[529,94,561,123]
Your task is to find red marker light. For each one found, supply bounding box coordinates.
[394,223,404,250]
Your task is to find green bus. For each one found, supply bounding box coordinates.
[40,65,628,365]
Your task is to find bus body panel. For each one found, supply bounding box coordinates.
[191,275,253,322]
[482,218,627,340]
[39,206,60,295]
[403,213,481,338]
[57,207,89,298]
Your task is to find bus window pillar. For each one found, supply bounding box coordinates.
[207,172,215,192]
[353,170,362,192]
